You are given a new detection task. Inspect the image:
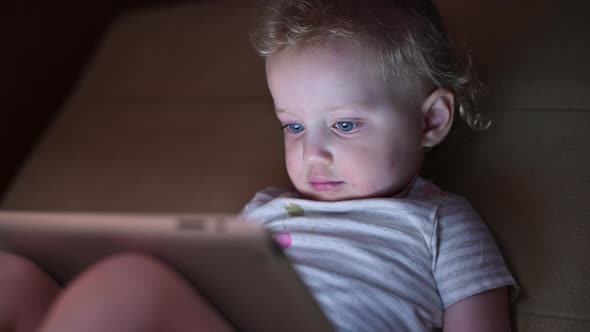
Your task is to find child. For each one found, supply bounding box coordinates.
[0,0,515,331]
[241,0,516,330]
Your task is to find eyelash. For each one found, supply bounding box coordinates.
[281,123,305,134]
[280,121,364,135]
[332,121,362,133]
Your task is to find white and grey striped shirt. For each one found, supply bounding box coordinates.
[242,177,516,331]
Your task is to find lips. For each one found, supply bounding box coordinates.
[308,176,344,191]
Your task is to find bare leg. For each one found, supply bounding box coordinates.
[39,253,235,332]
[0,252,60,332]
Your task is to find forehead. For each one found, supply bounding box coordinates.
[266,42,365,89]
[266,42,412,113]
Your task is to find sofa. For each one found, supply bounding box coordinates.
[2,1,589,330]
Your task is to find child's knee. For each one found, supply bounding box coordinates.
[0,252,59,296]
[43,253,234,332]
[67,252,184,305]
[53,253,198,324]
[78,252,176,287]
[0,252,59,331]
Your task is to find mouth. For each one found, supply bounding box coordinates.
[308,177,344,191]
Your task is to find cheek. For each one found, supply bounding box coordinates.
[285,155,296,174]
[337,144,390,175]
[337,140,401,185]
[284,142,301,176]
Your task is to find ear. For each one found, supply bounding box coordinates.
[421,88,455,147]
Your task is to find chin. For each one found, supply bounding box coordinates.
[311,188,404,201]
[295,187,341,201]
[298,188,363,202]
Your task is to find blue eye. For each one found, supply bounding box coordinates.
[282,123,305,134]
[334,121,358,132]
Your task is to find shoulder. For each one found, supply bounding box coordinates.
[405,176,452,204]
[427,190,517,309]
[405,177,482,230]
[406,178,517,308]
[436,193,483,230]
[432,190,498,256]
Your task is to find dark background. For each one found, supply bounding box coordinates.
[0,0,191,200]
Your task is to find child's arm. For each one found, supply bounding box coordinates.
[442,286,511,332]
[433,195,517,331]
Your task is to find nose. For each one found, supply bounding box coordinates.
[302,133,333,166]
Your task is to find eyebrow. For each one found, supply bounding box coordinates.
[275,108,297,115]
[331,106,371,113]
[274,104,372,115]
[325,103,375,115]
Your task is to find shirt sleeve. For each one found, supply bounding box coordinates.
[431,194,517,308]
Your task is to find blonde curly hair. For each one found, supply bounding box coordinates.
[251,0,491,130]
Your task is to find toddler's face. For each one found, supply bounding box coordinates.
[266,42,425,201]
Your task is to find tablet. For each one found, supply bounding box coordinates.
[0,211,334,332]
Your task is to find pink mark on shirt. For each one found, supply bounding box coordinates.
[273,232,292,249]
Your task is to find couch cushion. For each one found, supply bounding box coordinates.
[3,100,288,212]
[423,111,590,331]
